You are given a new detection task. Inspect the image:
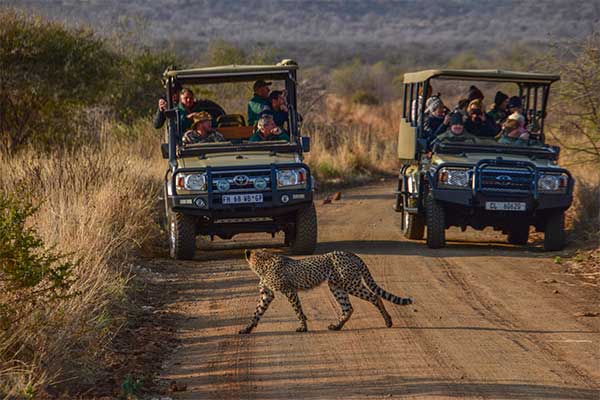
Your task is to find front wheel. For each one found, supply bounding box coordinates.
[544,211,566,251]
[402,198,425,240]
[426,193,446,249]
[289,203,318,255]
[169,212,197,260]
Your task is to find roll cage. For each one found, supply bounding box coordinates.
[401,69,561,143]
[162,60,303,167]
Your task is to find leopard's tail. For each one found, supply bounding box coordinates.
[357,256,412,305]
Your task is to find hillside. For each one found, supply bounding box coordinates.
[6,0,600,65]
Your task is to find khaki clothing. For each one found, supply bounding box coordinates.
[182,129,226,145]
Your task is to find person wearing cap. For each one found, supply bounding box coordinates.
[249,114,290,142]
[248,80,272,126]
[467,85,484,103]
[507,96,523,115]
[464,99,498,138]
[423,96,449,140]
[267,90,289,127]
[181,111,226,145]
[431,112,477,147]
[487,91,509,124]
[154,81,182,129]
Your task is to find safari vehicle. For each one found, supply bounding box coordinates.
[161,60,316,260]
[394,69,574,251]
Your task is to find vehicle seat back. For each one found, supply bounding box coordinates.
[218,126,254,140]
[217,114,246,127]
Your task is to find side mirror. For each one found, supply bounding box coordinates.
[160,143,169,159]
[300,136,310,153]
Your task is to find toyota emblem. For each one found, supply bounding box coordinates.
[233,175,249,185]
[495,175,512,185]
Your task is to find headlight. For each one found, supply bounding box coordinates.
[538,173,568,193]
[277,168,307,189]
[175,173,207,191]
[438,167,471,188]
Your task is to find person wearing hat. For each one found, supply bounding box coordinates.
[431,112,477,147]
[247,80,272,126]
[249,114,290,142]
[181,111,226,145]
[467,85,484,103]
[267,90,289,127]
[464,99,498,138]
[507,96,524,115]
[423,96,449,140]
[487,91,509,124]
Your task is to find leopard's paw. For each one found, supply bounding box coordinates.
[239,325,254,334]
[327,323,341,331]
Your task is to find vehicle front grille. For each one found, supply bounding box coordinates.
[478,167,534,194]
[210,169,272,193]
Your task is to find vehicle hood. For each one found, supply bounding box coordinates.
[432,152,561,169]
[178,151,301,169]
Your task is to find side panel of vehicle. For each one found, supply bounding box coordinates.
[397,118,418,162]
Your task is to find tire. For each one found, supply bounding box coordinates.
[402,198,425,240]
[425,193,446,249]
[169,212,197,260]
[290,202,318,255]
[544,211,566,251]
[507,225,529,245]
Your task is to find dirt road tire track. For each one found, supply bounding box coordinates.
[159,183,599,399]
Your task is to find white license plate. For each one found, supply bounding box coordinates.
[485,201,526,211]
[222,193,263,204]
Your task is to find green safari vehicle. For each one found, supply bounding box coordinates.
[161,60,317,259]
[394,69,574,251]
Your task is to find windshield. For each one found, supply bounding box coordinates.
[169,78,294,147]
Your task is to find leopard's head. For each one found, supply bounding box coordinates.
[244,249,277,272]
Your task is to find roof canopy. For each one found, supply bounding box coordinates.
[403,69,560,84]
[163,60,298,84]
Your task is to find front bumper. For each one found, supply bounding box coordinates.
[432,188,573,211]
[168,189,313,218]
[429,158,574,213]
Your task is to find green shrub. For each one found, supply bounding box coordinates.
[0,10,117,153]
[0,193,75,326]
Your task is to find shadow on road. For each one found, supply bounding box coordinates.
[317,239,553,258]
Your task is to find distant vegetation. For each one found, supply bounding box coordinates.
[0,10,174,153]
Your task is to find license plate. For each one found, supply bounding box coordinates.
[222,193,263,204]
[485,201,526,211]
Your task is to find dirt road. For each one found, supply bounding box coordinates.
[158,183,599,399]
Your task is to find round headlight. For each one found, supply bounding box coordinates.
[216,179,230,192]
[184,174,206,190]
[254,177,268,190]
[538,174,560,191]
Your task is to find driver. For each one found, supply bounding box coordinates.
[249,114,290,142]
[182,112,226,145]
[431,112,477,146]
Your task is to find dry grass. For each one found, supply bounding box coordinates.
[0,120,163,398]
[303,96,400,186]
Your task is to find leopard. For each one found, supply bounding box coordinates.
[239,249,412,334]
